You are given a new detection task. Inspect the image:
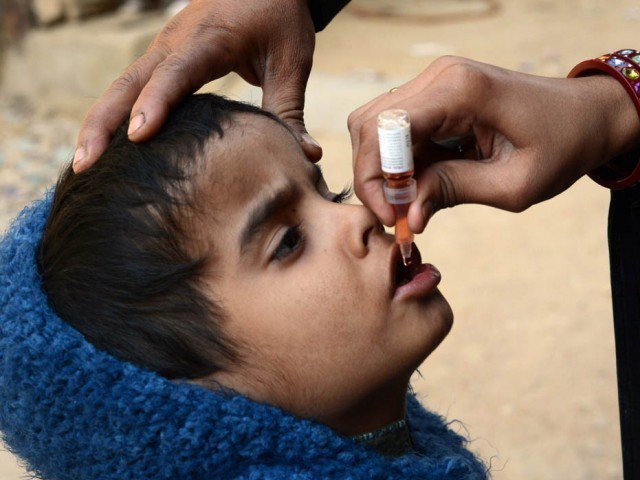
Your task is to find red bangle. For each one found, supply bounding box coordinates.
[568,49,640,190]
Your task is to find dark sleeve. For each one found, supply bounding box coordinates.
[307,0,351,31]
[607,183,640,479]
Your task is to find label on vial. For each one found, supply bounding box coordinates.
[383,180,417,205]
[378,125,413,174]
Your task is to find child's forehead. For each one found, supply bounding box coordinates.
[201,114,312,213]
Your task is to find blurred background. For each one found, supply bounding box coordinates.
[0,0,634,478]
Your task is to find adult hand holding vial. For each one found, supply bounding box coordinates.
[351,57,637,234]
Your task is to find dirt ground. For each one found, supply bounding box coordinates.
[1,0,635,478]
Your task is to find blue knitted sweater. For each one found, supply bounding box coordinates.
[0,194,488,480]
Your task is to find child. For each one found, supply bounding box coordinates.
[1,94,486,479]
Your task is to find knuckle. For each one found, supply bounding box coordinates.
[157,16,181,40]
[148,38,171,57]
[435,63,492,115]
[79,109,119,140]
[353,179,375,206]
[265,80,306,117]
[265,54,311,88]
[347,110,362,132]
[430,55,465,71]
[191,19,217,40]
[433,167,461,210]
[353,180,365,201]
[441,62,491,95]
[193,20,234,44]
[202,40,236,75]
[79,116,100,137]
[195,23,237,66]
[357,180,381,209]
[153,53,198,93]
[351,118,375,157]
[278,106,305,125]
[110,68,142,94]
[156,54,190,77]
[498,175,531,212]
[503,190,529,213]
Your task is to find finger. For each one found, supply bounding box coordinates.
[352,116,395,226]
[354,60,503,228]
[74,50,166,172]
[349,89,432,225]
[348,86,420,169]
[357,177,396,227]
[261,55,322,162]
[407,159,493,233]
[128,43,235,142]
[407,151,533,234]
[348,56,468,131]
[347,56,473,164]
[352,89,447,225]
[355,61,500,171]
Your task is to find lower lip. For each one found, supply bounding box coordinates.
[393,263,441,301]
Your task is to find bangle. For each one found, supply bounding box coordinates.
[568,49,640,190]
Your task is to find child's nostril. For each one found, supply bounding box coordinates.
[362,226,374,247]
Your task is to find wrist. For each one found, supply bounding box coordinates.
[569,50,640,189]
[568,75,637,172]
[597,75,640,163]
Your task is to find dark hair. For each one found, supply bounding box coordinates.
[38,94,283,379]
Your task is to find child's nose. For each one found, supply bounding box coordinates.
[342,205,384,259]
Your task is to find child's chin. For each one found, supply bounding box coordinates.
[415,291,454,349]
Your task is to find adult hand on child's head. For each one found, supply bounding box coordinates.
[74,0,320,172]
[349,56,640,232]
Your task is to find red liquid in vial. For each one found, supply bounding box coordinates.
[383,173,415,247]
[392,203,413,245]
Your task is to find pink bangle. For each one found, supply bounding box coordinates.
[568,49,640,190]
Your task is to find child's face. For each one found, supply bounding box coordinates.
[197,115,452,431]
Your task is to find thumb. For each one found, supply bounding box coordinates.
[261,63,322,162]
[407,158,509,234]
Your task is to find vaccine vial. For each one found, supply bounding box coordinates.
[378,109,416,266]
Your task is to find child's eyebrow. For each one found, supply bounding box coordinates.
[239,165,323,255]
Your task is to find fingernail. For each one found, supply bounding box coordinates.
[73,146,86,171]
[128,113,145,137]
[301,133,321,150]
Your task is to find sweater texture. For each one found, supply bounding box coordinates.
[0,193,488,480]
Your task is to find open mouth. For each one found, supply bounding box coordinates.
[393,244,423,287]
[390,243,441,301]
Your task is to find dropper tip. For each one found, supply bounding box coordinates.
[399,243,412,266]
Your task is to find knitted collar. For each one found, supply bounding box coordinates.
[0,193,488,480]
[351,418,415,457]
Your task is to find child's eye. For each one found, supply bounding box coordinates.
[331,185,354,204]
[272,224,304,261]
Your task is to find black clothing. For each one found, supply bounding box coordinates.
[307,0,351,31]
[608,184,640,480]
